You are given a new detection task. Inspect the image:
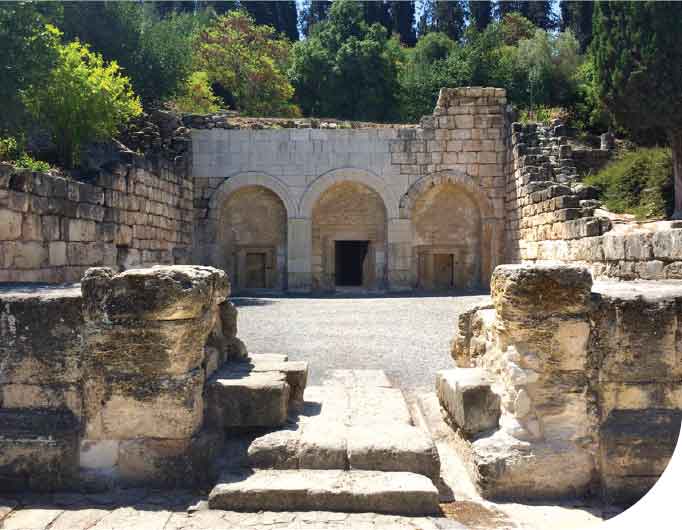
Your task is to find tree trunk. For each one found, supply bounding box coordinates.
[670,130,682,219]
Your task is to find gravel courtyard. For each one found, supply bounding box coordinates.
[233,291,490,392]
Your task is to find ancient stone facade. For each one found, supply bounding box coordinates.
[446,264,682,504]
[4,86,682,290]
[193,87,507,292]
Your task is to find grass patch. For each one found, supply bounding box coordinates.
[585,147,673,219]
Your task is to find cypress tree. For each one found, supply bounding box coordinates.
[390,1,416,45]
[592,1,682,216]
[468,1,493,31]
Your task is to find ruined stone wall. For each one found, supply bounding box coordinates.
[450,264,682,503]
[193,87,508,292]
[0,266,235,491]
[0,156,193,283]
[506,123,682,281]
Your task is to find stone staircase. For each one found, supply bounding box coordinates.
[205,367,442,515]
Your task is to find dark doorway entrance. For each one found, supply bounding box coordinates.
[335,241,368,286]
[245,252,267,288]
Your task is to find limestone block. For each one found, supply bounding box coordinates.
[208,469,440,515]
[81,265,229,322]
[220,300,238,338]
[0,285,83,385]
[465,431,594,500]
[0,409,79,492]
[83,369,204,439]
[85,309,216,376]
[652,229,682,260]
[0,209,22,240]
[67,218,97,241]
[1,383,83,419]
[591,294,682,382]
[437,369,500,435]
[600,409,681,504]
[298,421,348,469]
[205,370,290,429]
[491,264,592,322]
[248,429,301,469]
[117,430,224,487]
[232,359,309,403]
[347,423,440,480]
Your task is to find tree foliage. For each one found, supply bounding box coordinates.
[61,1,202,105]
[289,0,399,121]
[196,10,298,117]
[300,0,332,37]
[169,71,225,114]
[0,2,61,131]
[560,0,593,51]
[241,1,299,41]
[592,1,682,214]
[23,40,142,168]
[469,0,493,32]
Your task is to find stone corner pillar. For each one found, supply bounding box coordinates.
[79,265,228,488]
[287,218,312,292]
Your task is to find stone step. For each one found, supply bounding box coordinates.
[436,368,501,436]
[205,357,308,429]
[248,421,439,479]
[208,469,440,515]
[245,371,440,480]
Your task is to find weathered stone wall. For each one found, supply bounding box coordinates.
[193,87,507,292]
[505,122,682,281]
[0,155,193,283]
[0,266,235,491]
[449,264,682,503]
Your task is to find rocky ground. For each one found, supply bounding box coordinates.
[233,290,491,393]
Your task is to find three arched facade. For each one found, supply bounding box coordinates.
[201,168,501,293]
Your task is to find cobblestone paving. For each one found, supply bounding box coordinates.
[233,291,491,392]
[0,493,465,530]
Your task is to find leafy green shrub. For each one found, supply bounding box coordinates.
[586,148,673,219]
[169,71,225,114]
[23,39,142,168]
[13,153,51,172]
[518,106,565,124]
[0,136,20,161]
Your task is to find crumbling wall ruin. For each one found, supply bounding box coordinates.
[445,263,682,503]
[0,265,239,490]
[506,122,682,280]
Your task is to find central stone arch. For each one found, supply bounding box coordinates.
[299,168,400,220]
[309,178,388,291]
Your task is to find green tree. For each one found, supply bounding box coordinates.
[560,0,593,52]
[241,1,299,41]
[0,2,61,131]
[61,1,203,105]
[23,40,142,168]
[390,1,416,46]
[197,10,298,116]
[170,71,225,113]
[592,1,682,216]
[468,1,493,31]
[289,0,399,121]
[299,0,332,37]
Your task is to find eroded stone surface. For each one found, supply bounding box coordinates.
[209,469,440,515]
[206,370,290,429]
[436,369,500,435]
